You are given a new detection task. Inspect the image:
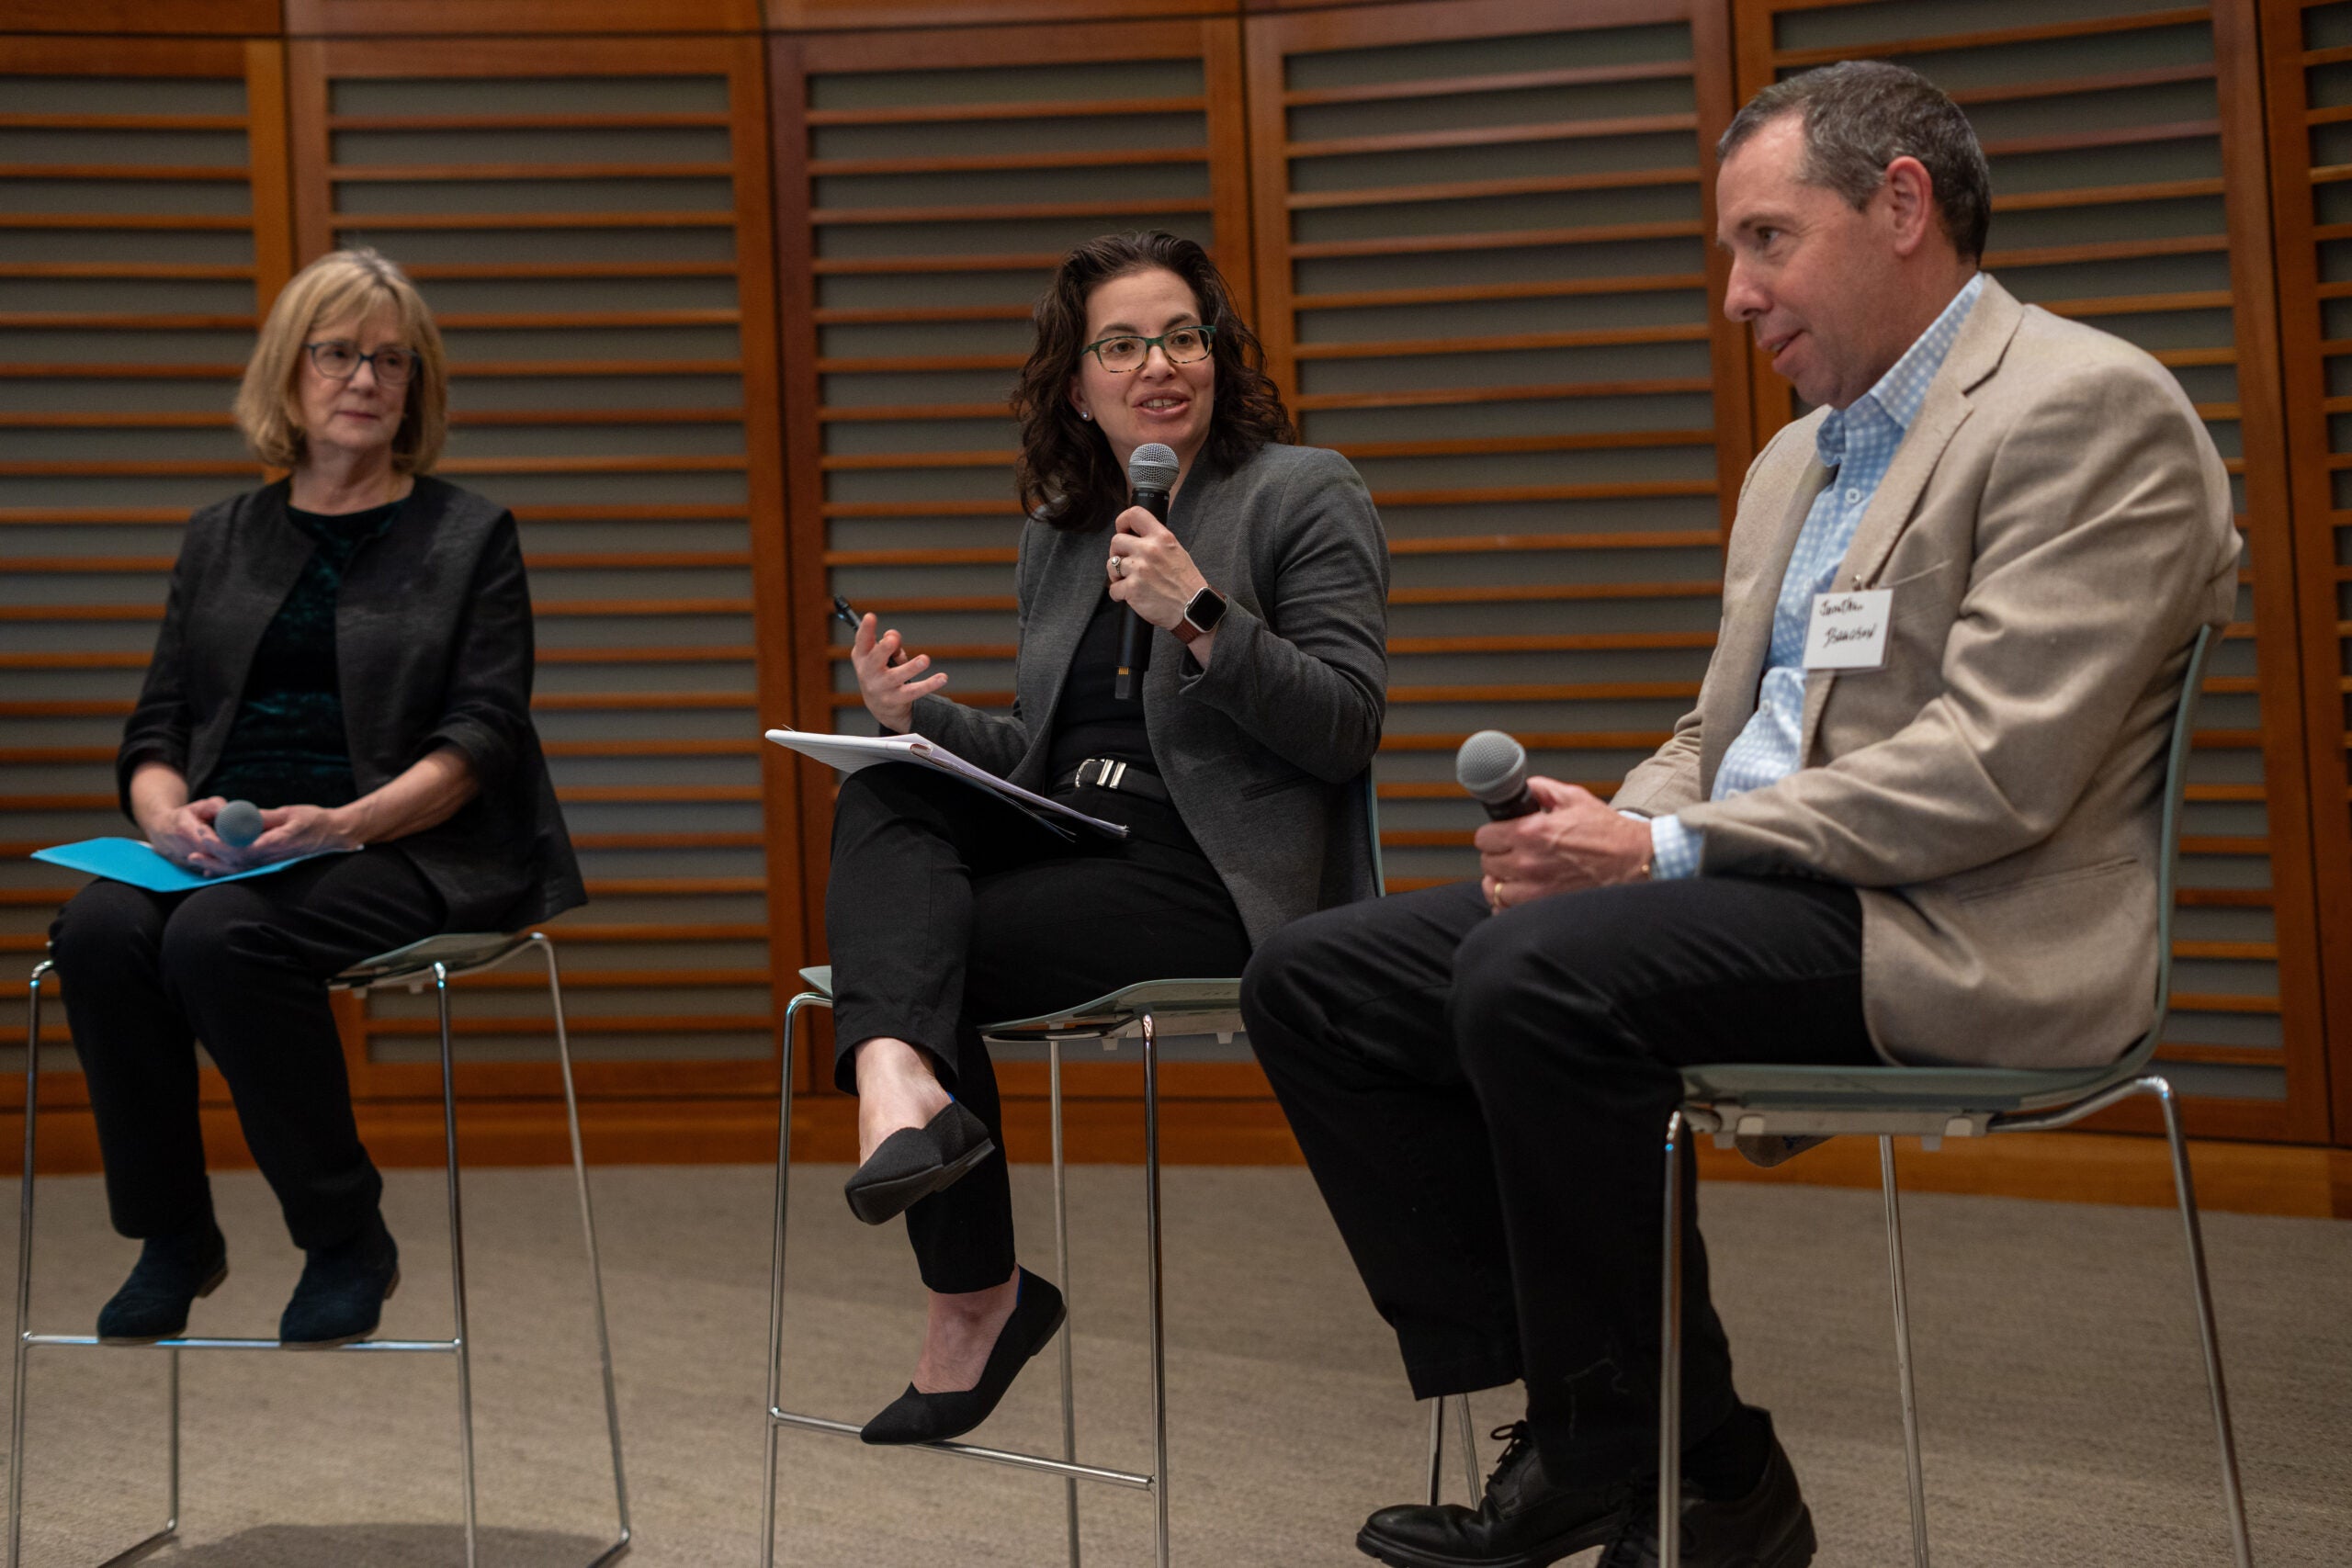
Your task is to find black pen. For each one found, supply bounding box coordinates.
[833,594,908,666]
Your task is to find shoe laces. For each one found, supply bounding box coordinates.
[1484,1421,1537,1498]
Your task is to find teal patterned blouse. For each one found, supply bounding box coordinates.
[205,499,401,808]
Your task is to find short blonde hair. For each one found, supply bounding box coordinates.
[236,248,447,474]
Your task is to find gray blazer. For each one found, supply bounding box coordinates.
[910,442,1390,948]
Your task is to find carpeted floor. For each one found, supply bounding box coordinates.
[0,1159,2343,1566]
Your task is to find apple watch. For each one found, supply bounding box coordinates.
[1174,585,1227,645]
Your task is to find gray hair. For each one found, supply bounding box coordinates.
[1718,60,1991,263]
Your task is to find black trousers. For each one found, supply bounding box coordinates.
[48,846,446,1251]
[826,765,1250,1294]
[1239,875,1882,1482]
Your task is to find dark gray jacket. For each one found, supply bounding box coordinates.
[910,442,1389,947]
[119,477,585,931]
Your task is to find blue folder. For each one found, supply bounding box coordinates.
[31,838,344,895]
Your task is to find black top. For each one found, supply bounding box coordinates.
[1044,588,1157,785]
[1043,588,1218,855]
[206,499,401,809]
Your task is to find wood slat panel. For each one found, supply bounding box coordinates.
[0,39,294,1057]
[2258,0,2352,1144]
[1739,0,2330,1140]
[767,16,1256,1096]
[272,34,801,1089]
[1248,0,1749,894]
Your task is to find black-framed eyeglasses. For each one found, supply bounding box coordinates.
[304,340,417,386]
[1082,324,1215,374]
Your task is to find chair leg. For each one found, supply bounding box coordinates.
[1879,1137,1929,1568]
[433,963,481,1568]
[1050,1036,1081,1568]
[1140,1012,1171,1568]
[760,991,816,1568]
[9,963,49,1568]
[1425,1397,1444,1506]
[1453,1393,1478,1502]
[2145,1077,2254,1568]
[1658,1108,1684,1568]
[535,935,632,1565]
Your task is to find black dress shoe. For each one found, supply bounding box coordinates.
[96,1220,228,1345]
[1358,1421,1632,1568]
[279,1211,400,1348]
[843,1100,996,1225]
[1595,1418,1815,1568]
[859,1267,1066,1445]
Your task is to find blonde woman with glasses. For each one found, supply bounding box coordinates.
[46,248,582,1349]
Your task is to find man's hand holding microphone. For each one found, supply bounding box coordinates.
[1457,730,1653,913]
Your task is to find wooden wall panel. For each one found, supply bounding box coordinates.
[1734,0,2332,1142]
[283,1,767,34]
[1244,0,1750,890]
[2259,0,2352,1145]
[0,37,293,1089]
[766,17,1256,1090]
[285,34,803,1100]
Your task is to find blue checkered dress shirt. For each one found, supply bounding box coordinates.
[1645,273,1984,878]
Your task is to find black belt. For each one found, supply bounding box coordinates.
[1055,758,1170,805]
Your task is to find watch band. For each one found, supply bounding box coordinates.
[1176,585,1227,645]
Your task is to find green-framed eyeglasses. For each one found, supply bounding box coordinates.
[1082,324,1216,374]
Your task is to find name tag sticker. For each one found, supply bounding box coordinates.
[1804,589,1893,671]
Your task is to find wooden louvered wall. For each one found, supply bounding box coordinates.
[282,35,803,1105]
[2259,0,2352,1145]
[5,0,2347,1168]
[1736,0,2335,1144]
[1243,0,1748,891]
[0,36,295,1124]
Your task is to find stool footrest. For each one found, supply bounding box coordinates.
[766,1406,1153,1491]
[25,1334,457,1354]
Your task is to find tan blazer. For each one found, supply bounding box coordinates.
[1612,276,2238,1069]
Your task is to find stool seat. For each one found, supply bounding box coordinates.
[334,931,538,993]
[796,965,1244,1042]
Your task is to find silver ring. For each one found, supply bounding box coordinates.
[1109,555,1125,580]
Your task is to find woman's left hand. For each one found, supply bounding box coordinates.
[232,803,364,868]
[1105,505,1208,630]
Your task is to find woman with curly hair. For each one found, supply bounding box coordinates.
[824,230,1390,1443]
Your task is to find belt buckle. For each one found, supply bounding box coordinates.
[1080,758,1126,792]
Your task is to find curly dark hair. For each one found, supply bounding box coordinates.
[1013,231,1296,531]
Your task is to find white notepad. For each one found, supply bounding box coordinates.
[763,727,1127,841]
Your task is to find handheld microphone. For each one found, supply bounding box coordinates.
[1455,731,1541,820]
[1117,443,1180,702]
[215,799,265,848]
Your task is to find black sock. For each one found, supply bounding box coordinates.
[1683,1404,1772,1502]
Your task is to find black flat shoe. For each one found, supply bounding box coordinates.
[843,1100,996,1225]
[859,1267,1067,1446]
[97,1220,228,1346]
[1358,1421,1631,1568]
[280,1211,400,1348]
[1596,1416,1815,1568]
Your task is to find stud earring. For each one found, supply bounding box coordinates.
[1080,411,1092,422]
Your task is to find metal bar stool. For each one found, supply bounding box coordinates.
[759,772,1384,1567]
[10,930,631,1568]
[1656,627,2250,1568]
[760,971,1243,1568]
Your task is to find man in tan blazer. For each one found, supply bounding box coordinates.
[1239,61,2238,1568]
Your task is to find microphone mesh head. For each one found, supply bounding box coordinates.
[1128,442,1180,494]
[1455,729,1528,804]
[216,799,265,848]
